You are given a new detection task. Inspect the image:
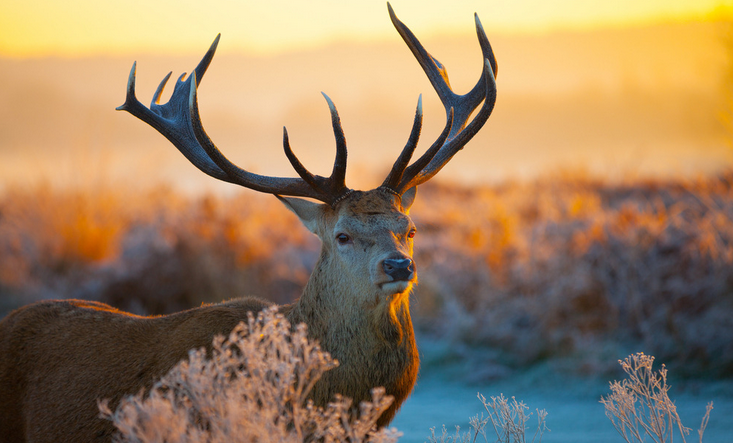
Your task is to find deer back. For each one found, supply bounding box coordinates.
[0,298,272,442]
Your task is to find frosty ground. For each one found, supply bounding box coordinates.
[394,342,733,443]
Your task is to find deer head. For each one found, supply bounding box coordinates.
[116,1,496,299]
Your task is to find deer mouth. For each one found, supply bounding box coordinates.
[379,279,415,295]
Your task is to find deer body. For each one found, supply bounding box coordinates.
[0,4,496,442]
[0,298,272,442]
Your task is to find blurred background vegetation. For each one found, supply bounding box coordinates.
[1,172,732,380]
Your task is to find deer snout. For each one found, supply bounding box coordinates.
[382,257,415,282]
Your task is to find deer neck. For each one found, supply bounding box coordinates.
[287,251,415,354]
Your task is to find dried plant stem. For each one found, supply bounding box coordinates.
[601,353,714,443]
[426,393,548,443]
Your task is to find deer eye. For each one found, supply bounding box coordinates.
[408,228,416,239]
[336,233,352,245]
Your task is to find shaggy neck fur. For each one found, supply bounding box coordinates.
[282,190,420,426]
[285,249,419,426]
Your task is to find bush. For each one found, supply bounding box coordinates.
[100,307,400,443]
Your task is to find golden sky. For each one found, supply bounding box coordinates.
[0,0,730,57]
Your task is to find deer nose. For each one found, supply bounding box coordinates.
[382,258,415,281]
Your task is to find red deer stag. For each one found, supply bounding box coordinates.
[0,3,496,442]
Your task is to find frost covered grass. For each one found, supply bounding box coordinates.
[99,307,400,443]
[94,311,714,442]
[1,171,732,377]
[421,353,715,443]
[601,353,713,443]
[426,393,548,443]
[409,172,733,378]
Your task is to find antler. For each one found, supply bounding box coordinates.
[117,4,496,206]
[381,3,498,195]
[117,35,351,206]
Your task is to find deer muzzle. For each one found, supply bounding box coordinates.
[382,258,415,282]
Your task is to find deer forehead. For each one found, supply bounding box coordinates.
[334,213,412,237]
[341,190,400,214]
[333,191,413,235]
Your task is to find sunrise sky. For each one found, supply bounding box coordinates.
[1,0,730,57]
[0,0,731,192]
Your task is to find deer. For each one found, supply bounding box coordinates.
[0,4,496,442]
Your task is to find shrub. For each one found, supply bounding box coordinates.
[99,307,400,443]
[600,352,713,443]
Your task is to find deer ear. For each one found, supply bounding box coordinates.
[276,196,325,234]
[400,186,417,212]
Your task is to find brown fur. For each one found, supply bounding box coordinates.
[0,189,420,442]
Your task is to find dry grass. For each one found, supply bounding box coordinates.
[0,184,317,314]
[95,312,708,443]
[1,171,732,377]
[426,393,548,443]
[411,172,733,377]
[601,352,714,443]
[99,307,400,443]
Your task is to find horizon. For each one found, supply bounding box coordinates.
[0,18,730,194]
[1,0,731,58]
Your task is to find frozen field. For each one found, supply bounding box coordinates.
[394,357,733,443]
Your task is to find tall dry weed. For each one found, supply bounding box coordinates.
[425,393,548,443]
[601,352,713,443]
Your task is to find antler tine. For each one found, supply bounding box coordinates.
[151,72,173,106]
[474,13,498,82]
[282,127,320,189]
[395,107,455,192]
[403,60,496,189]
[118,35,353,206]
[386,3,497,193]
[117,56,233,183]
[382,95,423,190]
[280,95,352,202]
[322,93,349,196]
